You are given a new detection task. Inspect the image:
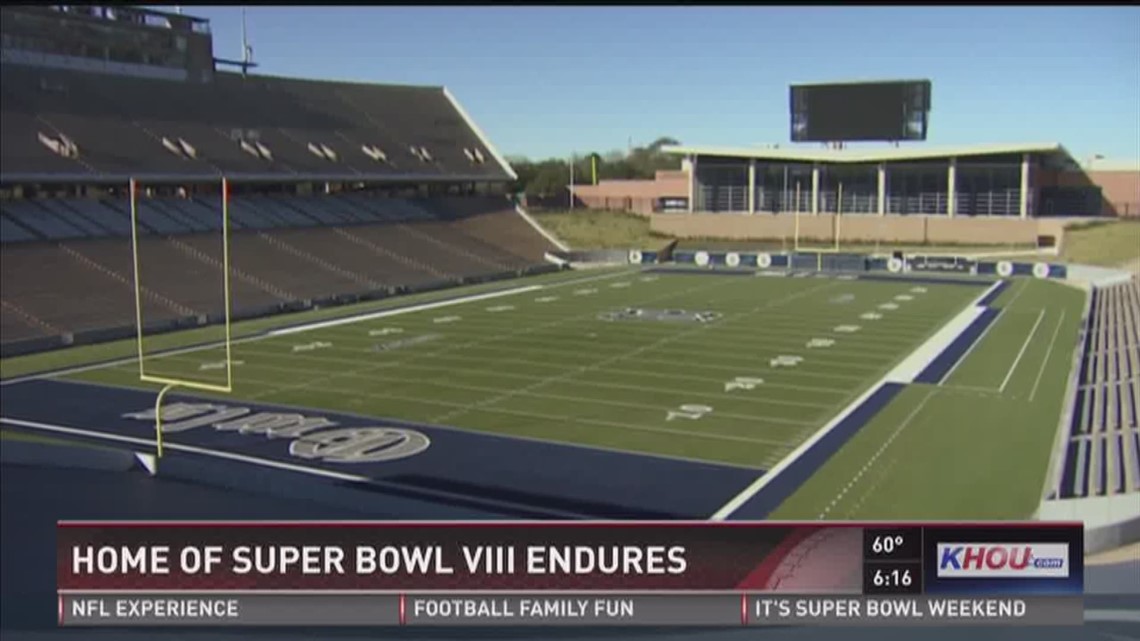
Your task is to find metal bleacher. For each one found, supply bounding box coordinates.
[1058,276,1140,499]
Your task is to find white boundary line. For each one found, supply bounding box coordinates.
[1029,309,1068,402]
[709,279,1002,520]
[0,417,589,519]
[999,308,1046,393]
[267,285,542,336]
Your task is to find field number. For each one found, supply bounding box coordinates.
[860,312,882,320]
[666,404,713,421]
[291,342,332,351]
[724,376,765,392]
[770,355,804,368]
[911,287,927,294]
[807,338,835,349]
[879,302,899,310]
[486,305,515,312]
[574,288,598,296]
[894,294,914,302]
[535,296,559,303]
[834,325,861,333]
[434,315,462,324]
[368,327,403,336]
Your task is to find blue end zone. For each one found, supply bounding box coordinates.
[0,379,757,520]
[913,307,1001,384]
[723,382,906,520]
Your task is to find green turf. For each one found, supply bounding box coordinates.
[770,278,1086,520]
[0,266,636,380]
[41,271,981,469]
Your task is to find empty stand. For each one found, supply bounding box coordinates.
[1,63,511,180]
[1057,276,1140,499]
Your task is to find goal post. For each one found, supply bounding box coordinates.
[130,176,235,459]
[793,182,844,269]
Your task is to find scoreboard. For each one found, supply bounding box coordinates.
[57,521,1084,627]
[790,79,932,143]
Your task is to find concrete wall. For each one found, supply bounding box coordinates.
[651,213,1070,246]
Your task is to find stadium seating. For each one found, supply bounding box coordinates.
[0,194,556,348]
[0,64,509,181]
[1058,275,1140,499]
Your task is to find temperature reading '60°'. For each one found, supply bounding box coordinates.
[872,535,905,555]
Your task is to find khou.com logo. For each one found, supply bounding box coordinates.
[936,543,1070,578]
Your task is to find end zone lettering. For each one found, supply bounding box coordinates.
[936,543,1069,578]
[122,403,430,464]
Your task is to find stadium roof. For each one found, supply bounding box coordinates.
[661,142,1080,167]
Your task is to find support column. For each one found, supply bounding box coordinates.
[811,164,820,215]
[877,163,886,216]
[747,159,756,214]
[1019,153,1030,219]
[947,157,957,218]
[687,155,697,213]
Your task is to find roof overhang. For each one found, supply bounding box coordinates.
[662,142,1078,167]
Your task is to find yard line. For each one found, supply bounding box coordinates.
[427,280,842,424]
[1028,309,1068,402]
[248,277,744,408]
[220,372,798,446]
[999,309,1047,394]
[817,390,935,519]
[192,356,832,411]
[937,308,1005,386]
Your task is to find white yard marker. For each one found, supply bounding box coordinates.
[895,294,914,302]
[879,302,899,311]
[535,296,559,303]
[1000,309,1046,393]
[368,327,404,336]
[574,288,598,296]
[292,341,332,353]
[485,305,515,313]
[610,282,632,288]
[834,325,861,334]
[860,312,883,321]
[724,377,765,392]
[807,338,835,349]
[770,355,804,368]
[199,360,243,371]
[911,287,927,294]
[433,315,462,324]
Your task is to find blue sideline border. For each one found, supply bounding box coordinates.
[724,383,906,520]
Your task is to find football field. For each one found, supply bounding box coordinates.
[52,269,983,469]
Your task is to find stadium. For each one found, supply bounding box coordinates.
[0,5,1138,637]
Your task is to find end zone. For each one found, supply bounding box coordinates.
[0,378,756,521]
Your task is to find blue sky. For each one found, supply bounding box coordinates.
[179,6,1139,162]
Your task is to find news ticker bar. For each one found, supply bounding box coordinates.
[58,593,1084,627]
[57,521,1084,594]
